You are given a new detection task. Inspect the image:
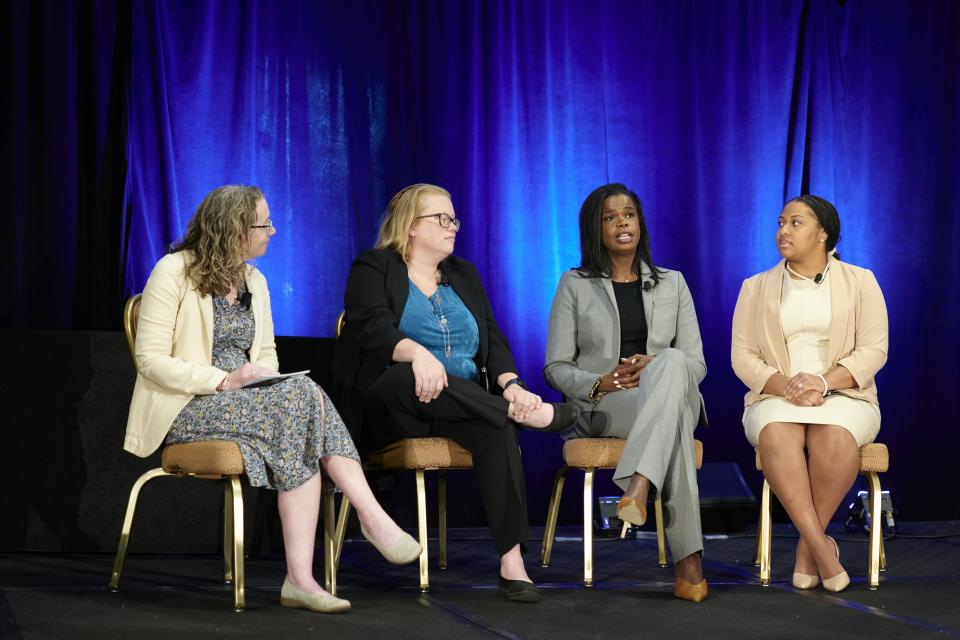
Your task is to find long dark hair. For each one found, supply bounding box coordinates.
[787,194,842,260]
[576,183,664,286]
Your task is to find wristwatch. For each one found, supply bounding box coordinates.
[503,377,527,391]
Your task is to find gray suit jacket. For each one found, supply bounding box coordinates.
[543,264,707,424]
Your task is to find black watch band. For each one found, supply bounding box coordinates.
[503,377,527,391]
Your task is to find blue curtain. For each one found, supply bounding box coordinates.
[7,0,958,518]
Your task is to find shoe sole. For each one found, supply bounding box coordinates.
[617,502,647,527]
[280,596,351,613]
[496,588,541,603]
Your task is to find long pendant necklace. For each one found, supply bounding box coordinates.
[431,290,452,358]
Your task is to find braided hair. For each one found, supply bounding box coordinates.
[787,194,842,260]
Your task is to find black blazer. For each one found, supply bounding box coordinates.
[331,248,518,437]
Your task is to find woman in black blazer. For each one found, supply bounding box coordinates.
[332,183,578,603]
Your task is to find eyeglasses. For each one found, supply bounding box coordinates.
[250,219,274,229]
[416,213,461,230]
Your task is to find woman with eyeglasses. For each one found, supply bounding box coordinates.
[124,185,420,614]
[544,183,709,602]
[332,183,579,603]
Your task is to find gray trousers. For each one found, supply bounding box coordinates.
[572,348,704,562]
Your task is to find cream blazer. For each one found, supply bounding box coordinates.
[731,257,887,408]
[123,251,278,457]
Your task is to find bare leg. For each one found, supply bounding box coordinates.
[624,473,650,504]
[794,425,859,575]
[758,422,843,580]
[499,543,532,582]
[675,552,703,583]
[321,455,405,548]
[277,472,329,594]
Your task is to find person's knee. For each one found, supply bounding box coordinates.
[808,425,858,456]
[648,347,687,380]
[758,422,804,450]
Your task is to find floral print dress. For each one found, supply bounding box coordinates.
[167,282,359,491]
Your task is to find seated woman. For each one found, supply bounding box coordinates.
[544,183,708,602]
[124,185,420,614]
[331,183,579,603]
[732,195,888,593]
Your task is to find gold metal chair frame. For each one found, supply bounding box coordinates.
[108,294,339,610]
[332,311,469,592]
[540,439,703,586]
[753,444,888,590]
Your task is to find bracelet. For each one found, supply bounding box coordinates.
[588,376,607,405]
[503,377,527,391]
[817,374,829,397]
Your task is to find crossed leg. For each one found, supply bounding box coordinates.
[758,422,845,581]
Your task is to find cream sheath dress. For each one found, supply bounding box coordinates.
[743,271,881,447]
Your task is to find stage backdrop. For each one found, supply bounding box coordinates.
[6,0,960,521]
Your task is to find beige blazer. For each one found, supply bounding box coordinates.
[123,251,278,457]
[731,257,887,408]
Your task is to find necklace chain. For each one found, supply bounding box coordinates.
[430,290,452,359]
[785,262,830,283]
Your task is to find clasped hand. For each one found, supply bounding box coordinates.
[219,362,276,391]
[502,384,543,423]
[598,354,655,393]
[783,372,827,406]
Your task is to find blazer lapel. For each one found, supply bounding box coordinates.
[761,262,790,374]
[387,252,411,320]
[599,277,621,352]
[639,263,655,348]
[826,256,848,363]
[200,291,214,360]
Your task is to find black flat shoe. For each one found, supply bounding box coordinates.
[543,402,581,433]
[497,574,541,603]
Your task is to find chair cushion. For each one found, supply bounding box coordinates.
[366,438,473,470]
[563,438,703,470]
[161,440,245,478]
[754,442,888,473]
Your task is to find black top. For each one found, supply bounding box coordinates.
[330,248,518,438]
[612,280,647,358]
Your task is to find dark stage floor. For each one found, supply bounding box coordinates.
[3,522,960,639]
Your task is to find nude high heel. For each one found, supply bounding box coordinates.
[821,536,850,593]
[791,573,819,589]
[616,495,647,527]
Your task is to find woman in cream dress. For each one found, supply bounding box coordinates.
[732,195,888,593]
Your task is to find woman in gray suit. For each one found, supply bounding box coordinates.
[544,183,708,602]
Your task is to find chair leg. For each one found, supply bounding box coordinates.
[108,468,174,590]
[754,505,763,567]
[654,493,667,567]
[334,495,351,571]
[540,466,568,567]
[322,491,337,596]
[228,475,245,611]
[866,472,883,590]
[416,469,430,592]
[223,481,234,584]
[583,469,595,587]
[439,470,447,570]
[759,479,772,586]
[879,532,887,572]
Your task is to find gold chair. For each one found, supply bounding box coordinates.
[332,311,473,592]
[108,294,340,610]
[541,437,703,586]
[753,443,889,589]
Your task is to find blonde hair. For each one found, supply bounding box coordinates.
[376,183,451,260]
[171,185,264,296]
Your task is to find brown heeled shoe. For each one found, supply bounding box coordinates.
[674,577,709,602]
[616,495,647,527]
